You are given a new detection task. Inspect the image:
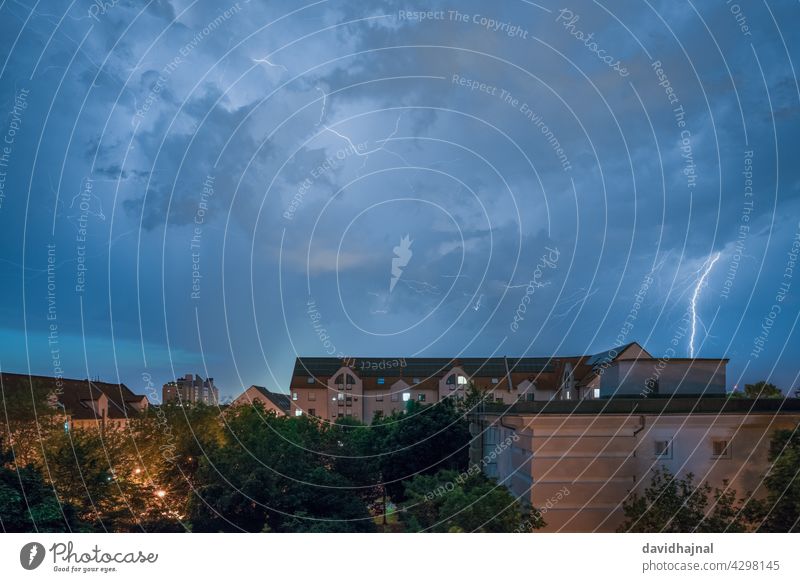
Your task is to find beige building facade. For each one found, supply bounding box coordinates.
[473,398,800,532]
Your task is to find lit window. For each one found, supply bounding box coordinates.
[337,393,345,402]
[292,392,298,401]
[491,378,499,384]
[712,440,730,458]
[376,394,384,402]
[457,375,468,385]
[308,392,316,401]
[402,392,411,402]
[306,377,314,384]
[377,377,385,384]
[593,388,600,399]
[417,394,426,402]
[413,377,420,384]
[654,440,672,458]
[294,409,303,417]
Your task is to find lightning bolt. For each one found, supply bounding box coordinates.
[689,252,720,358]
[315,86,327,126]
[29,545,38,566]
[252,57,287,72]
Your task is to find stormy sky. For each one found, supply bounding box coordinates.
[1,0,799,399]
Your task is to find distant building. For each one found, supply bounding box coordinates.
[287,343,728,422]
[162,374,219,405]
[231,385,291,415]
[0,372,149,431]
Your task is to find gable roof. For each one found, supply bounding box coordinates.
[250,385,291,412]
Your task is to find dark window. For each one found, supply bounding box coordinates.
[417,394,426,402]
[654,440,672,458]
[308,409,316,417]
[712,440,730,458]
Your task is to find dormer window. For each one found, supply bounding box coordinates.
[446,373,468,389]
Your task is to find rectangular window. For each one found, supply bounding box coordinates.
[654,440,672,458]
[417,393,426,402]
[413,377,420,384]
[491,378,499,384]
[593,388,600,399]
[402,392,411,402]
[390,393,399,402]
[377,377,385,384]
[292,392,298,401]
[294,409,303,417]
[306,377,314,384]
[495,397,503,403]
[345,409,352,416]
[376,394,384,401]
[337,393,345,402]
[308,392,316,401]
[712,440,730,458]
[308,409,316,417]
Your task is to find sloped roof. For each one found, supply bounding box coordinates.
[250,385,291,412]
[293,356,556,379]
[0,372,146,421]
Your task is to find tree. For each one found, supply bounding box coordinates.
[748,424,800,532]
[189,404,375,532]
[375,399,471,501]
[0,440,81,532]
[733,381,783,399]
[399,469,543,532]
[619,467,752,532]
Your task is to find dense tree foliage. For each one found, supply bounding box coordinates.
[619,468,753,532]
[748,424,800,532]
[731,380,783,399]
[400,469,542,532]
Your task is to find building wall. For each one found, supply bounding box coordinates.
[476,411,800,532]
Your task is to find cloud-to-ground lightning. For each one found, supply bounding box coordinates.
[689,251,721,358]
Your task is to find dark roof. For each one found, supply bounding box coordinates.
[293,356,556,378]
[0,372,146,421]
[480,397,800,415]
[251,386,291,412]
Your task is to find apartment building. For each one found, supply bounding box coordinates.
[472,397,800,532]
[288,342,728,422]
[162,373,219,405]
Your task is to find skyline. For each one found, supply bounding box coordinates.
[0,0,799,400]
